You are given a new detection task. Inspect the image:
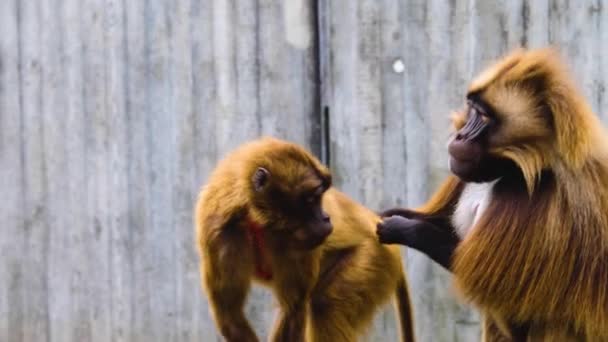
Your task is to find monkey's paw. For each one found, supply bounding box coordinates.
[378,208,418,219]
[376,215,418,245]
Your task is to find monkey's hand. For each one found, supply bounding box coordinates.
[376,215,422,246]
[377,215,460,270]
[378,207,419,219]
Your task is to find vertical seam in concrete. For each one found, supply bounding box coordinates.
[14,0,26,339]
[521,0,530,47]
[313,0,330,165]
[254,1,262,134]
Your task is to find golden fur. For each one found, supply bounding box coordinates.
[433,48,608,340]
[196,137,415,342]
[420,49,608,341]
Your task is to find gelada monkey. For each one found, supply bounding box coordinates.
[378,48,608,341]
[196,137,415,342]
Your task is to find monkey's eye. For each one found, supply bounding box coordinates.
[479,111,491,124]
[305,186,325,204]
[467,100,492,123]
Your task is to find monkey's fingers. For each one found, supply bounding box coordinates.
[377,216,422,246]
[376,220,403,245]
[378,208,417,218]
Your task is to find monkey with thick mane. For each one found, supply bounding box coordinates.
[196,137,415,342]
[377,48,608,340]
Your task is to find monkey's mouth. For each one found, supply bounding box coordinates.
[311,232,332,249]
[447,138,483,181]
[449,156,478,181]
[303,225,333,250]
[306,237,327,249]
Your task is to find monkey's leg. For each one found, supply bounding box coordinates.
[270,262,317,342]
[307,245,398,342]
[202,228,258,342]
[269,300,307,342]
[377,215,459,270]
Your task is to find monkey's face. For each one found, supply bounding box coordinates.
[448,96,517,183]
[449,52,556,184]
[251,163,333,250]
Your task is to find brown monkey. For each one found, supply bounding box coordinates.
[196,137,415,342]
[377,48,608,340]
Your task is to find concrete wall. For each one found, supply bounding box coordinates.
[1,0,606,341]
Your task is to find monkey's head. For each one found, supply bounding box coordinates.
[448,48,599,192]
[246,138,333,250]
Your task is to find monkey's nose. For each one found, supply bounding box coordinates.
[322,212,331,223]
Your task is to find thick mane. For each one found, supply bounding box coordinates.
[453,165,608,337]
[468,48,608,194]
[453,49,608,338]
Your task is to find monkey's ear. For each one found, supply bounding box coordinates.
[252,167,270,192]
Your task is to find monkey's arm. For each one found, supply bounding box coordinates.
[376,215,459,270]
[201,223,258,342]
[376,177,463,270]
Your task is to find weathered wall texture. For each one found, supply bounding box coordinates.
[0,0,606,341]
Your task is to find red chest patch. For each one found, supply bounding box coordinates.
[245,218,273,281]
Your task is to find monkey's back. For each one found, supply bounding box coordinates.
[319,187,404,280]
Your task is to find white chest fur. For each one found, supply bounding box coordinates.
[452,181,497,238]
